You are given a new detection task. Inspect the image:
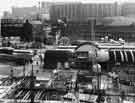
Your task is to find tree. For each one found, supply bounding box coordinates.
[22,19,33,42]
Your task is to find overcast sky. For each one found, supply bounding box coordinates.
[0,0,134,17]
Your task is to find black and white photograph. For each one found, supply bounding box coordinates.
[1,0,135,103]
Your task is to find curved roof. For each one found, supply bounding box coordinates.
[109,50,135,64]
[75,42,99,51]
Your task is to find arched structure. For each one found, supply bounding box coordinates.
[74,41,135,71]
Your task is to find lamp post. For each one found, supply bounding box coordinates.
[92,63,103,103]
[23,59,26,77]
[10,66,14,83]
[92,63,101,90]
[30,64,35,103]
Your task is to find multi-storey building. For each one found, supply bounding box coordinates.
[121,3,135,16]
[49,2,121,21]
[11,6,39,19]
[9,2,135,21]
[3,2,135,42]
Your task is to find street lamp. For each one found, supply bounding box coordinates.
[23,59,26,77]
[30,63,35,103]
[92,63,101,90]
[92,63,106,103]
[10,66,14,83]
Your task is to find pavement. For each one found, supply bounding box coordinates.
[0,64,23,76]
[0,63,50,78]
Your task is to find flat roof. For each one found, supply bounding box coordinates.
[95,41,135,49]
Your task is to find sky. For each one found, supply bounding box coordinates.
[0,0,134,17]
